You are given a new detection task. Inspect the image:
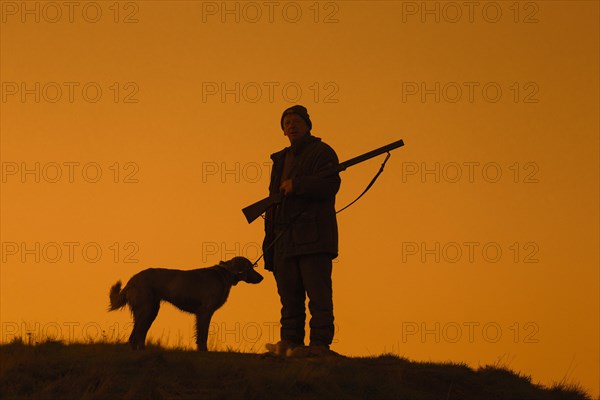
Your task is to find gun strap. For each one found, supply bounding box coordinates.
[335,151,391,214]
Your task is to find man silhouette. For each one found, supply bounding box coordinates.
[263,105,341,357]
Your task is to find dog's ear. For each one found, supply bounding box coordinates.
[219,260,233,272]
[223,257,253,274]
[220,259,246,274]
[226,257,253,273]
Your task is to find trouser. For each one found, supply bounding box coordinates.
[273,252,334,346]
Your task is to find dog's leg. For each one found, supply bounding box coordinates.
[195,310,215,351]
[130,302,160,350]
[128,329,139,350]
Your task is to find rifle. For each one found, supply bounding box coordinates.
[241,139,404,223]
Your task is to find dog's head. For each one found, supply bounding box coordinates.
[219,256,263,285]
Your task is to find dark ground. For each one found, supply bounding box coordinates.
[0,341,592,400]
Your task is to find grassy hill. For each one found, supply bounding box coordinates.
[0,340,591,400]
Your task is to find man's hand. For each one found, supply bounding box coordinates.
[279,179,293,196]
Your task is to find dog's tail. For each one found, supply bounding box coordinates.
[108,281,127,311]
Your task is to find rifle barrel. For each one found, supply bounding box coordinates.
[338,139,404,171]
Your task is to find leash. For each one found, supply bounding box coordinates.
[251,221,287,267]
[251,152,393,267]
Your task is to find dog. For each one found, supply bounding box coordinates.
[108,256,263,351]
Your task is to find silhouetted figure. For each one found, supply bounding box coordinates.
[264,105,341,357]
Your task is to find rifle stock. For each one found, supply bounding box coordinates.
[242,139,404,223]
[241,193,283,224]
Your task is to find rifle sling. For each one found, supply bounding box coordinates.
[335,151,391,215]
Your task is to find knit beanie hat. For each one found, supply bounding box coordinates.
[280,105,312,131]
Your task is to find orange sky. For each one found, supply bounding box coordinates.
[1,1,598,396]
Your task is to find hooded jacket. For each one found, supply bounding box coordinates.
[263,134,341,271]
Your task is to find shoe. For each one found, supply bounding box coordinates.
[265,340,302,357]
[285,345,311,358]
[287,344,342,358]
